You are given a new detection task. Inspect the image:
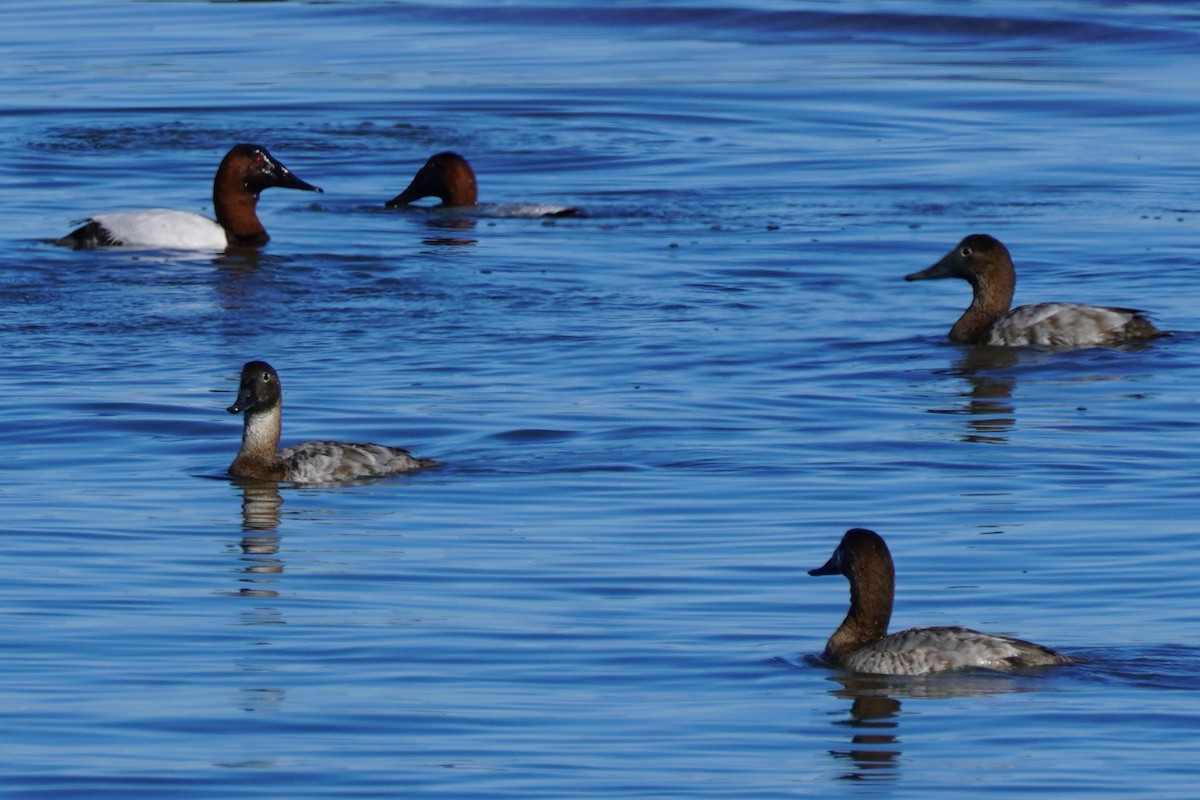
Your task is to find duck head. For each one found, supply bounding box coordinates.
[220,144,322,197]
[386,151,478,208]
[904,233,1014,288]
[227,360,282,416]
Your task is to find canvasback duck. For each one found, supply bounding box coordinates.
[226,360,434,483]
[385,151,581,217]
[809,528,1074,676]
[905,234,1162,349]
[57,144,322,250]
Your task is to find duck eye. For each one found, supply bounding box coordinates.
[960,246,973,258]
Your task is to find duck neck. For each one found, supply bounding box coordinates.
[213,173,269,246]
[950,270,1015,344]
[824,561,895,664]
[231,405,284,479]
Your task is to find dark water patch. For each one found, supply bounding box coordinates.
[489,428,576,443]
[328,4,1200,51]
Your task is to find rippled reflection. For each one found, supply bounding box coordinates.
[238,483,282,532]
[212,247,266,273]
[930,346,1021,443]
[422,234,479,247]
[828,677,903,783]
[418,212,480,240]
[826,670,1049,783]
[235,484,284,598]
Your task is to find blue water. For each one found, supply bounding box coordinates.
[1,1,1199,797]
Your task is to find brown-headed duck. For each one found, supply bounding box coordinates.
[385,151,581,217]
[57,144,322,251]
[810,528,1075,676]
[905,234,1162,349]
[227,360,434,484]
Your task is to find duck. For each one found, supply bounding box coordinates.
[904,234,1162,349]
[384,151,581,217]
[809,528,1074,676]
[226,360,435,483]
[56,144,322,250]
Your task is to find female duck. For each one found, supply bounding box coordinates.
[905,234,1161,349]
[809,528,1074,676]
[227,360,434,483]
[57,144,322,250]
[385,151,580,217]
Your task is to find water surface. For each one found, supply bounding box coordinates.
[1,1,1198,797]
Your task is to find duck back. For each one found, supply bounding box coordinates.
[844,626,1075,676]
[988,302,1161,348]
[279,441,434,484]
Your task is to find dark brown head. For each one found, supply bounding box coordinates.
[385,152,478,208]
[217,144,323,199]
[227,360,282,416]
[212,145,322,246]
[809,528,894,580]
[810,527,896,636]
[904,234,1014,289]
[903,234,1019,344]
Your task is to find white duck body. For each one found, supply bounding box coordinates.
[57,144,322,251]
[84,209,228,250]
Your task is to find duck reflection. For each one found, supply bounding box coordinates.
[423,233,479,248]
[828,675,902,782]
[239,482,282,532]
[930,346,1022,444]
[419,212,479,245]
[826,670,1047,782]
[235,482,284,598]
[212,245,266,273]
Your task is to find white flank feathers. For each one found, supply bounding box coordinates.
[90,209,228,250]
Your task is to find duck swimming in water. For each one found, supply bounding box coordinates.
[385,151,581,217]
[905,234,1162,349]
[809,528,1074,676]
[57,144,322,250]
[226,360,435,484]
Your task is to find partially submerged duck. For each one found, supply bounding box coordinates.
[57,144,322,250]
[809,528,1074,676]
[905,234,1162,349]
[226,360,434,483]
[385,151,581,217]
